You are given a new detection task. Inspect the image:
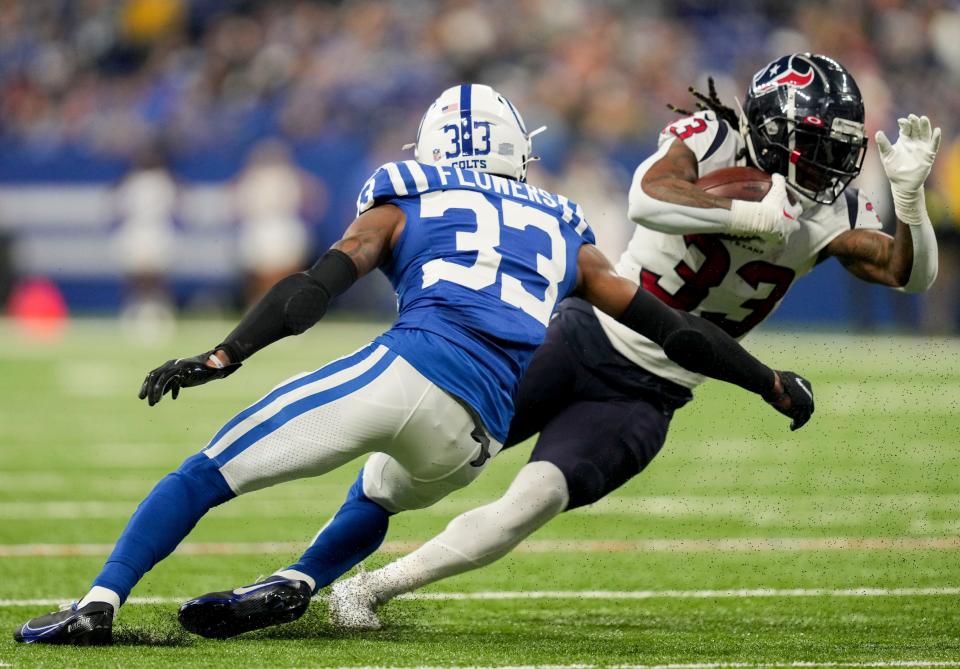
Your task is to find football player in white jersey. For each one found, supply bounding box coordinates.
[14,84,814,645]
[326,54,941,629]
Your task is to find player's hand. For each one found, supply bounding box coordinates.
[759,174,803,241]
[138,351,241,406]
[729,173,802,242]
[766,370,814,431]
[876,114,941,196]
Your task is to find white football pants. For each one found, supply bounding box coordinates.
[202,342,502,512]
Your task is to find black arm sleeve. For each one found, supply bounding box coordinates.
[217,249,358,362]
[617,288,777,400]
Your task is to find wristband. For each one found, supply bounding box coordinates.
[890,187,927,227]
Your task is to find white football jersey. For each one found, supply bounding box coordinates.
[596,110,883,388]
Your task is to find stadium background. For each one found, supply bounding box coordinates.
[1,0,959,331]
[2,1,960,665]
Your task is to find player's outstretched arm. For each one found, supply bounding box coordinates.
[629,140,799,240]
[823,114,940,293]
[822,226,919,288]
[138,204,404,406]
[575,244,813,430]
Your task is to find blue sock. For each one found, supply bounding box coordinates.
[286,468,392,591]
[93,453,235,603]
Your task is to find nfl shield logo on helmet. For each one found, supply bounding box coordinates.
[752,55,816,95]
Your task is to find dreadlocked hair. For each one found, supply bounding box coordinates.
[667,77,740,131]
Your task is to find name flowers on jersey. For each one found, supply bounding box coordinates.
[357,160,580,220]
[357,159,594,442]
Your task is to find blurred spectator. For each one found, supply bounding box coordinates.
[0,230,13,309]
[0,0,956,329]
[2,0,953,167]
[113,143,177,337]
[546,144,632,261]
[922,138,960,334]
[234,139,321,303]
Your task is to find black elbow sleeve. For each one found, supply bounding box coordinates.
[219,250,358,362]
[618,288,775,398]
[305,248,358,298]
[281,276,331,335]
[661,320,775,398]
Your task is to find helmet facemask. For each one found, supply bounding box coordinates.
[740,53,867,205]
[790,119,866,203]
[744,108,866,204]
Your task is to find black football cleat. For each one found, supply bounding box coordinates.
[178,576,312,639]
[13,601,114,645]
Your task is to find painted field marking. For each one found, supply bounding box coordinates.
[319,663,960,669]
[1,586,959,608]
[2,536,960,558]
[308,663,960,669]
[5,491,960,521]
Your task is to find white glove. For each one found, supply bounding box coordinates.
[729,173,803,241]
[876,114,941,226]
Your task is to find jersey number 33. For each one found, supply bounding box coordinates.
[419,190,566,326]
[641,234,796,338]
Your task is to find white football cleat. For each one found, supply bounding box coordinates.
[328,572,382,631]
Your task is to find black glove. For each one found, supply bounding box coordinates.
[767,370,814,431]
[138,351,241,407]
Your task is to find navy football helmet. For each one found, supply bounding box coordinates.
[741,53,866,204]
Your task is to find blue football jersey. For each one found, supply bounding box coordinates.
[356,160,596,442]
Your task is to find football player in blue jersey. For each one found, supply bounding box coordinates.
[324,57,941,631]
[14,84,813,645]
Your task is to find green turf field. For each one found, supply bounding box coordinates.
[1,319,959,668]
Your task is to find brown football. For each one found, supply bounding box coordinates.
[696,166,771,202]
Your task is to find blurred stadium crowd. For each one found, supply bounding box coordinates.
[0,0,958,331]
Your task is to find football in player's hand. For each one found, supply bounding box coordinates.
[696,166,772,201]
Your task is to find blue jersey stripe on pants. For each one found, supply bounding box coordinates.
[205,343,379,450]
[210,349,398,467]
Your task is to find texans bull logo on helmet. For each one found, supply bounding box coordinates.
[752,55,816,95]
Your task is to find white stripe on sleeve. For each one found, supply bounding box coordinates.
[383,163,409,196]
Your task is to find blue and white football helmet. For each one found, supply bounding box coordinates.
[411,84,544,182]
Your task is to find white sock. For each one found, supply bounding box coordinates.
[367,461,569,603]
[78,586,121,613]
[367,541,471,603]
[273,568,316,592]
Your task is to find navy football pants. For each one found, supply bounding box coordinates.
[504,299,691,510]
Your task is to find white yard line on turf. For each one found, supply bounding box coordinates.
[297,662,960,669]
[2,536,960,558]
[2,587,959,607]
[401,587,960,600]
